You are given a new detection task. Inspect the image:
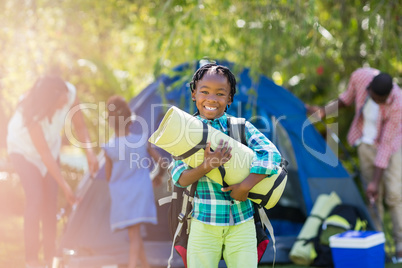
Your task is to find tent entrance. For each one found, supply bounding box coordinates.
[266,120,306,236]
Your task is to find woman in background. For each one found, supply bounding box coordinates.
[7,75,98,268]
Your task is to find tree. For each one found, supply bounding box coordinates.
[0,0,401,146]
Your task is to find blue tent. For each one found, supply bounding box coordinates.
[60,60,373,267]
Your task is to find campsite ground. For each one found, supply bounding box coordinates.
[261,264,402,268]
[2,204,402,267]
[1,212,402,267]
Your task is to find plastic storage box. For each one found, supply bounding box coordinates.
[329,231,385,268]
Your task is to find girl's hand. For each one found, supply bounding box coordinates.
[305,104,325,119]
[152,174,163,187]
[222,173,267,202]
[202,140,232,170]
[62,184,78,207]
[221,183,249,202]
[86,150,99,178]
[366,181,379,204]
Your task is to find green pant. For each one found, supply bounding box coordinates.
[187,218,257,268]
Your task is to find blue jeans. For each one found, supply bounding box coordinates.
[10,153,58,263]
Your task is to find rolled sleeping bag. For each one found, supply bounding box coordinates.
[289,191,342,265]
[148,106,287,210]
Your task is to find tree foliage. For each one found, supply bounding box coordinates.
[0,0,401,144]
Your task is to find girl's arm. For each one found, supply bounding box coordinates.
[305,99,346,119]
[28,122,76,205]
[221,173,266,201]
[147,142,166,187]
[177,162,213,187]
[70,96,99,177]
[177,140,232,187]
[104,152,112,182]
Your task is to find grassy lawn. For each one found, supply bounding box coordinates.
[260,265,402,268]
[0,215,25,268]
[2,213,401,268]
[0,173,25,268]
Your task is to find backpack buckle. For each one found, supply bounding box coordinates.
[178,213,185,222]
[280,158,288,168]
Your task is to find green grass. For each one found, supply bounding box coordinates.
[2,213,401,268]
[0,175,25,268]
[0,215,24,268]
[259,265,402,268]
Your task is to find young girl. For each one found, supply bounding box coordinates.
[102,95,165,268]
[171,63,282,268]
[7,75,98,268]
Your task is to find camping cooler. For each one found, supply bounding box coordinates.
[329,230,385,268]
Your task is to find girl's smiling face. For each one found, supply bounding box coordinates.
[191,72,233,120]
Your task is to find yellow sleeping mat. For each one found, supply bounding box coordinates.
[149,106,287,209]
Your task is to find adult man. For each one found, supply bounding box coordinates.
[307,68,402,262]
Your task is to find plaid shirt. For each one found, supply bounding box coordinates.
[171,113,282,226]
[339,68,402,169]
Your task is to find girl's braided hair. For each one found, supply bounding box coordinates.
[189,63,237,101]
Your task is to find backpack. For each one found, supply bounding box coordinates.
[311,204,368,267]
[158,116,285,268]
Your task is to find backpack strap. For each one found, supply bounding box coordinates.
[227,116,247,146]
[158,192,177,206]
[257,205,277,265]
[228,116,282,267]
[167,181,198,268]
[175,123,209,160]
